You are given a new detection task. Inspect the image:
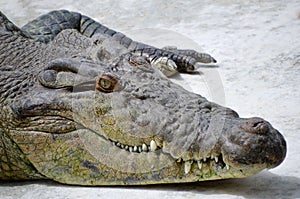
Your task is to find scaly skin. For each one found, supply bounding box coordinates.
[0,10,286,185]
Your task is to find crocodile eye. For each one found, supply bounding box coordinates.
[96,73,119,93]
[100,78,111,89]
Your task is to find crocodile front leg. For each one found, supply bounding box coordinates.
[21,10,216,76]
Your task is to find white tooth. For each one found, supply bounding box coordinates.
[203,157,207,162]
[142,143,148,152]
[138,146,142,153]
[150,140,157,151]
[116,142,121,147]
[112,141,116,146]
[197,160,202,169]
[133,146,138,152]
[226,165,230,170]
[211,155,215,160]
[215,156,218,163]
[121,144,124,149]
[184,161,192,174]
[129,146,133,152]
[125,145,129,150]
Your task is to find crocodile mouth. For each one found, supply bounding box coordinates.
[110,137,228,166]
[104,134,231,175]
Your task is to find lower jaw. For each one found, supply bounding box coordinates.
[76,130,241,184]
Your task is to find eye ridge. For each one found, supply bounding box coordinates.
[129,55,149,66]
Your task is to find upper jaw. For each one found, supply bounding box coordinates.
[161,114,286,177]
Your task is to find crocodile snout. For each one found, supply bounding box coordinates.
[221,117,287,170]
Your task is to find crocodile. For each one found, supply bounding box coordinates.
[0,10,286,186]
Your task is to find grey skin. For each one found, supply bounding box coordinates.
[0,10,286,185]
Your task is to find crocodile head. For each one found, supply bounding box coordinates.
[7,49,286,185]
[0,11,286,185]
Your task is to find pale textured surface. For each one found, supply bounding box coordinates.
[0,0,300,198]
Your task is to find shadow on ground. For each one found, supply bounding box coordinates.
[0,171,299,199]
[141,171,300,199]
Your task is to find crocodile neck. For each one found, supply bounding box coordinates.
[0,130,45,180]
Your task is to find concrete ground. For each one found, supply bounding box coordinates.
[0,0,300,198]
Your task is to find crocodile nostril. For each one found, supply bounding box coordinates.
[242,118,270,135]
[252,121,261,128]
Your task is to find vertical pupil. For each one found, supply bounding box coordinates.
[100,79,111,89]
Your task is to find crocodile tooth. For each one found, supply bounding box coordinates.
[129,146,133,152]
[112,141,116,146]
[226,165,230,170]
[125,145,129,150]
[197,160,202,169]
[150,140,157,151]
[116,142,121,147]
[203,157,207,162]
[133,146,138,152]
[120,144,125,149]
[138,146,142,153]
[215,156,218,163]
[211,154,215,160]
[142,143,148,152]
[184,161,192,174]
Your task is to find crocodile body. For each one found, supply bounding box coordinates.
[0,10,286,185]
